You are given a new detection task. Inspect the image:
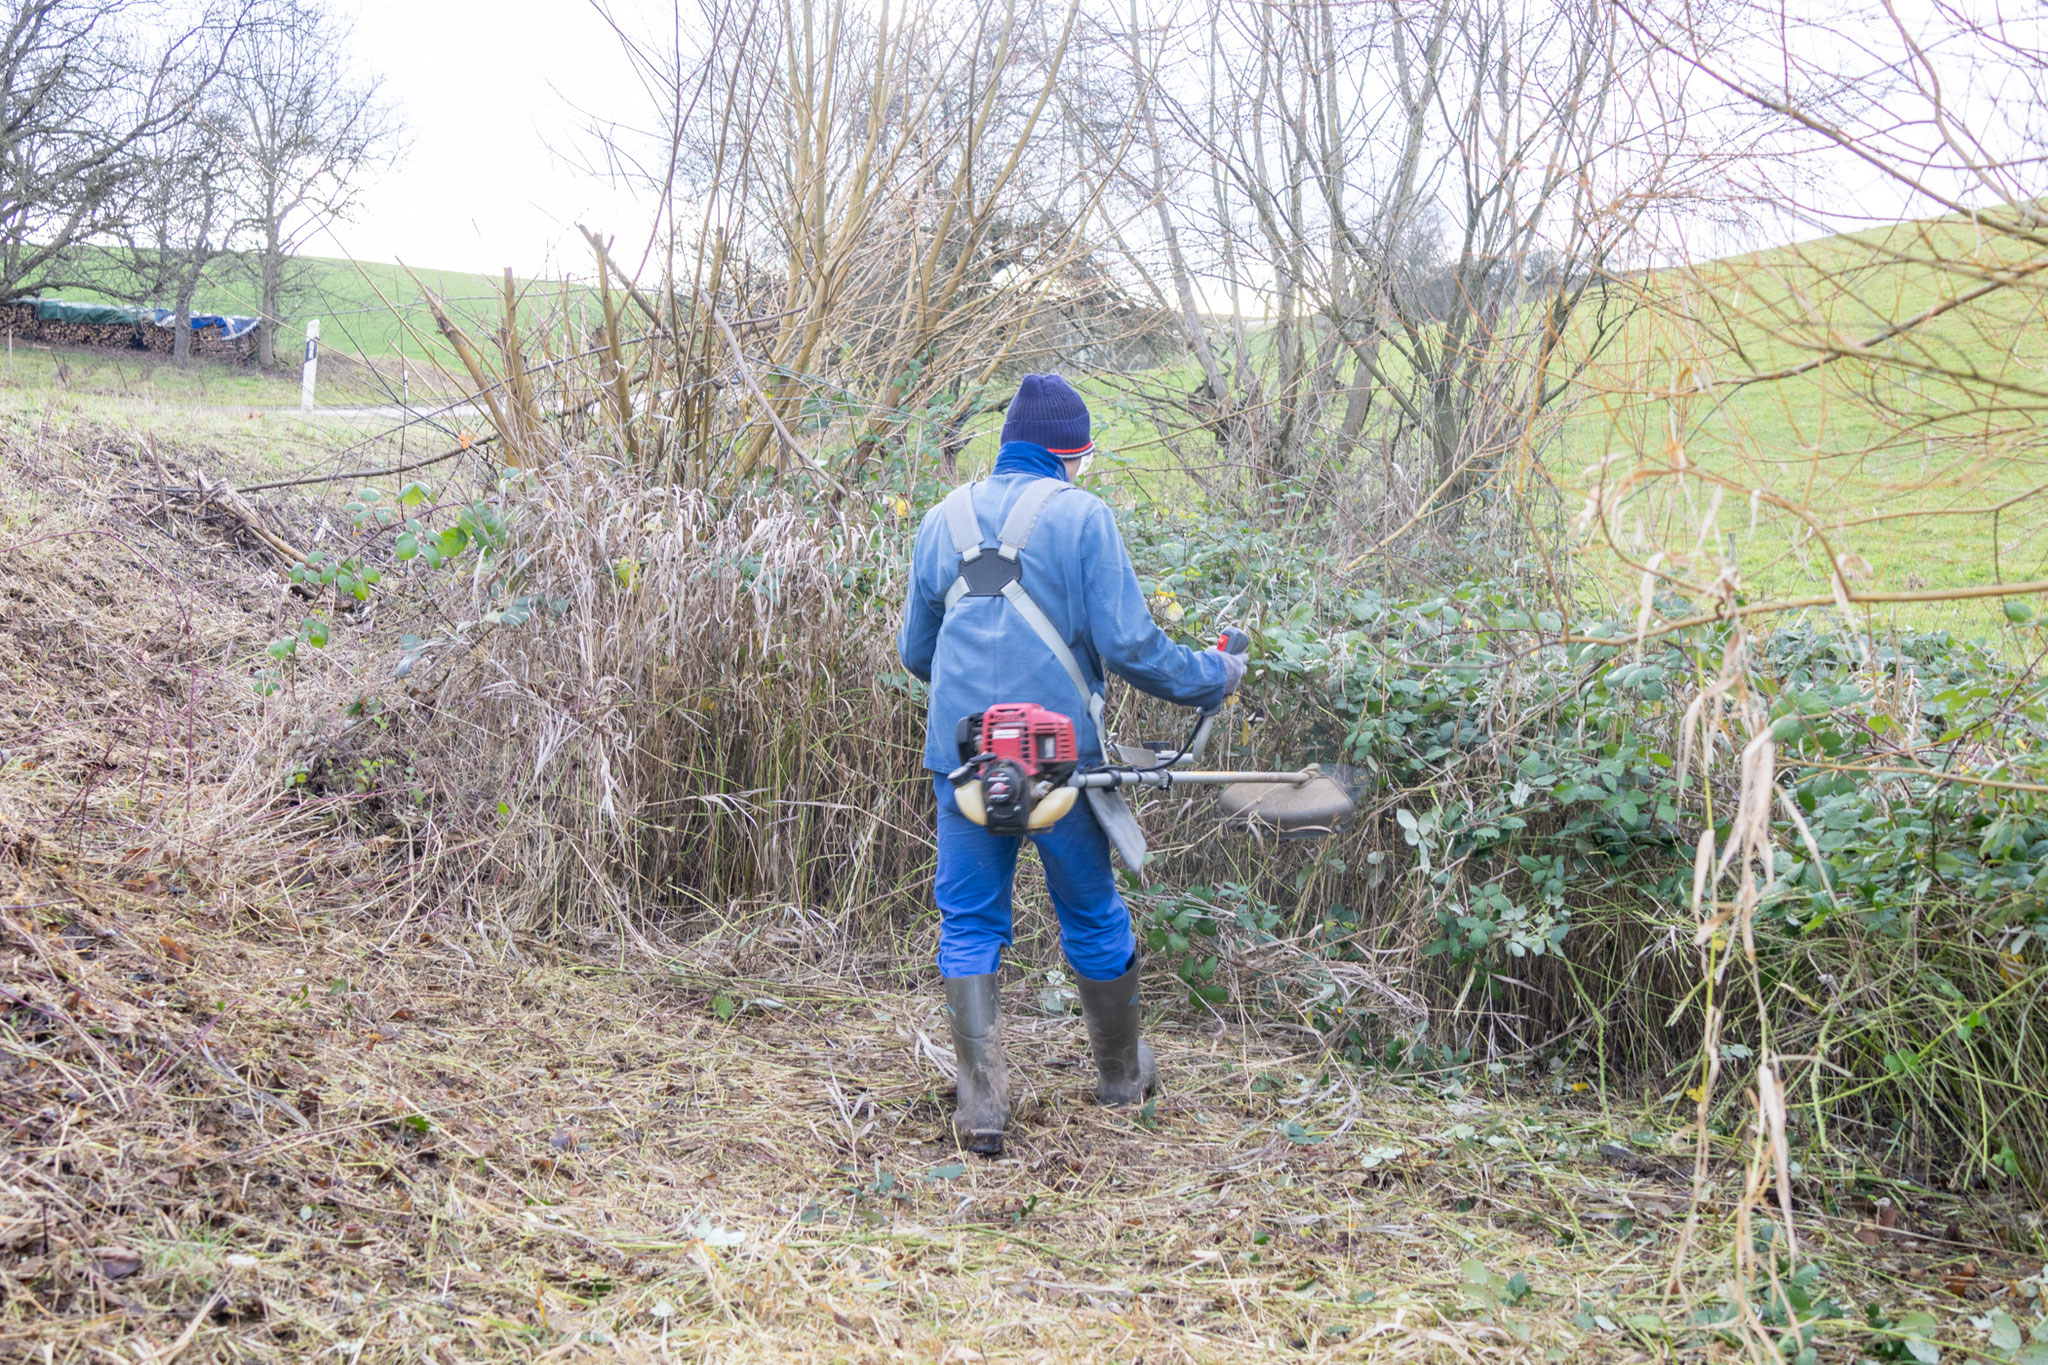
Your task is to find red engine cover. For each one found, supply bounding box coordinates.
[979,703,1076,777]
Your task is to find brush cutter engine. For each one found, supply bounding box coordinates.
[951,703,1081,834]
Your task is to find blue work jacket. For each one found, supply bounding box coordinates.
[898,442,1230,772]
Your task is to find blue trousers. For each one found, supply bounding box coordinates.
[931,774,1136,982]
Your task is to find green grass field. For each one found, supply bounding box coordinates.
[1564,210,2048,638]
[39,247,594,363]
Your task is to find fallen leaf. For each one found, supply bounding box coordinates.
[389,1008,415,1021]
[1855,1224,1883,1245]
[90,1247,143,1279]
[339,1225,368,1248]
[1942,1262,1979,1298]
[158,935,193,965]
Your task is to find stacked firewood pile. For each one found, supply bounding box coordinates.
[134,322,249,359]
[1,300,258,361]
[0,300,143,350]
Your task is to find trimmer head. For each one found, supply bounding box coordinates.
[1218,765,1359,840]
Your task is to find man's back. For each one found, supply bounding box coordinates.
[899,469,1226,773]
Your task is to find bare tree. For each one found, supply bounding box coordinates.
[575,0,1119,485]
[0,0,254,300]
[123,100,250,364]
[223,0,401,367]
[1050,0,1742,552]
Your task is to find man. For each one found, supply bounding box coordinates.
[898,373,1247,1155]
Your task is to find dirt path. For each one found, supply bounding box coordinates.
[0,877,1680,1362]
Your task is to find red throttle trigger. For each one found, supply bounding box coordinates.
[1216,627,1250,655]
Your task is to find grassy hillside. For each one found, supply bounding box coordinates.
[1563,210,2048,637]
[17,212,2042,643]
[36,246,593,363]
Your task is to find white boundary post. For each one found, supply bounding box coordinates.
[299,317,320,412]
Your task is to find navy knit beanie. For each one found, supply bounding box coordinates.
[1000,373,1093,456]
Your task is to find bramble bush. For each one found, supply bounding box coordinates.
[1113,494,2048,1189]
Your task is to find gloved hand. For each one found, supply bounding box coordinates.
[1212,646,1249,695]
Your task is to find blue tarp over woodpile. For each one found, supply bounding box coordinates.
[29,298,259,338]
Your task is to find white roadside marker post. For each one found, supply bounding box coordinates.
[299,317,320,412]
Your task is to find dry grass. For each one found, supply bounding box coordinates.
[6,855,2043,1363]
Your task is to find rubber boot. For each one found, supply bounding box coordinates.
[1075,960,1157,1106]
[944,972,1010,1156]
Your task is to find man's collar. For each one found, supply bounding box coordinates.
[991,441,1071,482]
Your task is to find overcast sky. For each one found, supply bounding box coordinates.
[325,0,659,277]
[318,0,2038,281]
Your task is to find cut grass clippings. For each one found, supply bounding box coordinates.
[5,870,2040,1363]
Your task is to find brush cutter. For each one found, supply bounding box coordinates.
[947,628,1358,844]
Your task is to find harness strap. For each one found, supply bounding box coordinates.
[941,484,982,560]
[1000,579,1105,731]
[940,478,1098,726]
[995,477,1070,560]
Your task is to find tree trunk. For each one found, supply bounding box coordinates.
[1131,1,1224,406]
[172,290,194,367]
[257,225,282,368]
